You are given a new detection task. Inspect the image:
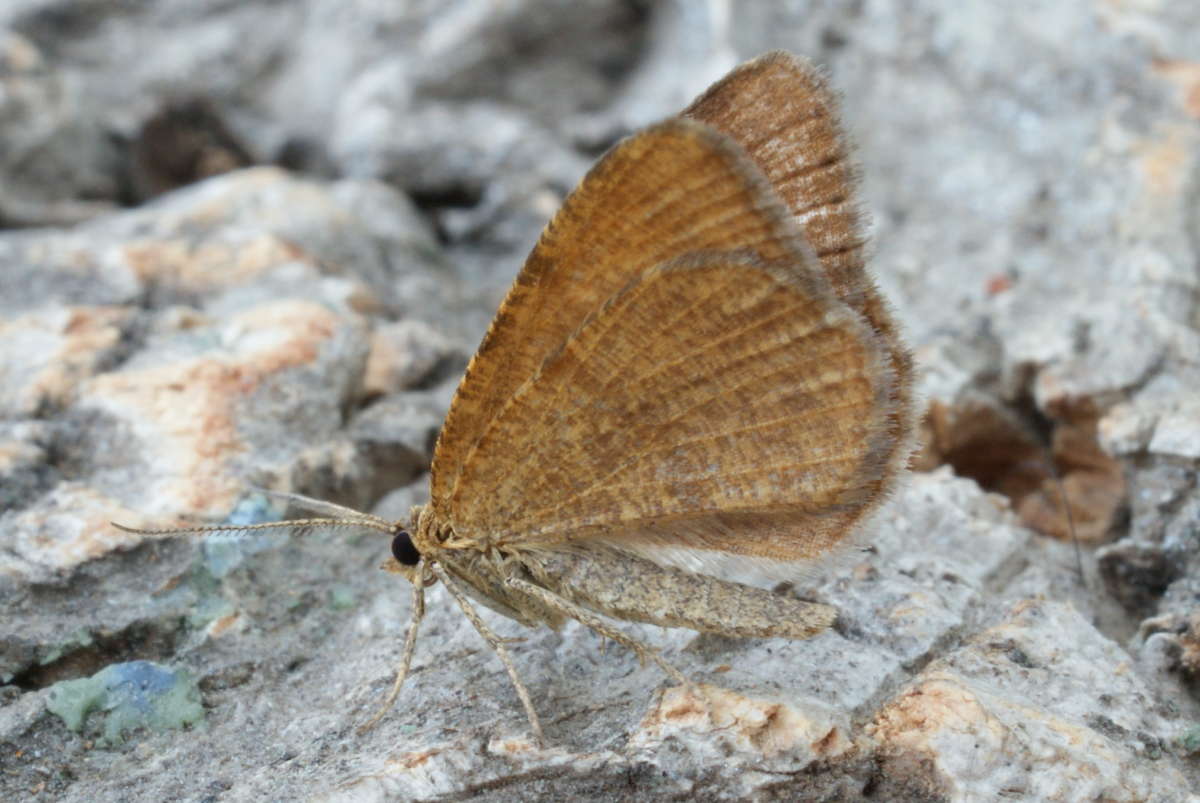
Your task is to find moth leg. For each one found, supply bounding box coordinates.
[358,567,426,734]
[505,576,688,686]
[431,562,545,746]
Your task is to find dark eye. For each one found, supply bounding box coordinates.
[391,530,420,566]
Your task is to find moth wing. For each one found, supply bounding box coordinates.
[436,120,898,562]
[684,51,872,309]
[685,50,916,524]
[431,118,871,512]
[448,249,895,562]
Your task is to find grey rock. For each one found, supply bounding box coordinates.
[0,29,123,226]
[344,386,456,503]
[869,599,1192,801]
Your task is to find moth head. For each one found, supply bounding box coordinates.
[382,524,423,582]
[380,504,437,585]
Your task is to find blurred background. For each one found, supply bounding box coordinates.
[1,1,1198,800]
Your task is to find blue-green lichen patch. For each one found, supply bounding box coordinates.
[1179,724,1200,755]
[149,492,286,630]
[328,583,357,611]
[45,660,204,745]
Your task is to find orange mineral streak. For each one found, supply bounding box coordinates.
[431,51,910,563]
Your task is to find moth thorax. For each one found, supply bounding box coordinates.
[410,504,452,555]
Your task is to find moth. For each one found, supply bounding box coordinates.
[118,51,914,744]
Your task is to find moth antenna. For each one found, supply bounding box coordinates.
[245,487,393,530]
[111,517,395,539]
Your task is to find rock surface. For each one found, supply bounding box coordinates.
[1,1,1198,801]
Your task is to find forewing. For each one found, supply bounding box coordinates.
[447,251,895,561]
[432,118,863,512]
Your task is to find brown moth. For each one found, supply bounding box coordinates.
[117,51,914,744]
